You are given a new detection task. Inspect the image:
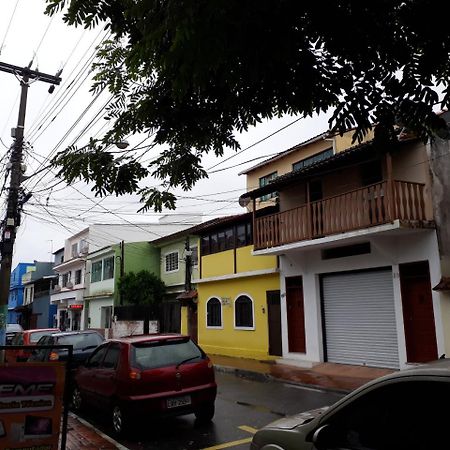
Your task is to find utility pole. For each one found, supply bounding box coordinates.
[184,236,192,292]
[0,61,61,346]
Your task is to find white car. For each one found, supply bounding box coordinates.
[6,323,24,344]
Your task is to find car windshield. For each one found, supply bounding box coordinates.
[30,331,55,343]
[131,338,204,370]
[57,333,104,350]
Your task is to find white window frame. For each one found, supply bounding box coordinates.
[233,293,255,331]
[164,251,179,273]
[206,296,223,329]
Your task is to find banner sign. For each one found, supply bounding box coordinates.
[0,363,65,450]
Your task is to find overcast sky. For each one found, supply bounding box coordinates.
[0,0,331,266]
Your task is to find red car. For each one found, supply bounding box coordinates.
[10,328,60,361]
[72,334,217,435]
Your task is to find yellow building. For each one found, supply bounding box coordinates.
[194,211,281,360]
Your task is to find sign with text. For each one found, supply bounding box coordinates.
[0,363,65,450]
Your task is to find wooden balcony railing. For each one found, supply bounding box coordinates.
[254,180,428,250]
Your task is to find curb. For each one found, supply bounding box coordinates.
[69,412,130,450]
[214,364,351,395]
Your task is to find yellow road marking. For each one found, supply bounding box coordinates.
[238,425,258,434]
[201,425,259,450]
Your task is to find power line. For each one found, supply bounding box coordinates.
[0,0,21,55]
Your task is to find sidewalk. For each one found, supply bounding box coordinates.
[210,354,395,393]
[66,412,128,450]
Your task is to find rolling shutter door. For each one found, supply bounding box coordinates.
[322,269,399,369]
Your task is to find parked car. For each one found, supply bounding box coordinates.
[250,359,450,450]
[5,323,24,345]
[72,334,217,435]
[10,328,60,361]
[29,330,105,382]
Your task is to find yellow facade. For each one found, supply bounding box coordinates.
[197,245,279,360]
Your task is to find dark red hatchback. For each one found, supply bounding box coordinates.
[72,334,217,435]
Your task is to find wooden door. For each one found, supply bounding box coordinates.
[267,291,282,356]
[400,261,438,363]
[188,303,198,343]
[286,277,306,353]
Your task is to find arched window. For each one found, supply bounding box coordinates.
[234,295,254,329]
[207,297,222,327]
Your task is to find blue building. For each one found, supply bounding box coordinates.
[22,262,57,329]
[8,262,35,324]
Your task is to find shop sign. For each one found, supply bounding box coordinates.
[0,363,65,450]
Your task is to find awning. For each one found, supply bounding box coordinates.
[433,277,450,291]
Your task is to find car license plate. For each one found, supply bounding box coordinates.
[167,395,191,409]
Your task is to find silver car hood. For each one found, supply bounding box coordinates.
[266,406,330,430]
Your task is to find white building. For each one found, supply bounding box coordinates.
[51,217,201,331]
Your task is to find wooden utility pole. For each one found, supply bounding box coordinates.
[0,62,61,346]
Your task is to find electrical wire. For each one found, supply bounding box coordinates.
[0,0,21,55]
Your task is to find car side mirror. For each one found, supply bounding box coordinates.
[312,424,334,450]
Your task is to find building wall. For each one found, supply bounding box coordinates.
[159,238,199,288]
[88,297,113,329]
[33,295,52,328]
[197,272,280,359]
[278,229,445,369]
[202,250,235,278]
[236,247,277,273]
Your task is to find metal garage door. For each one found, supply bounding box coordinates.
[322,269,400,369]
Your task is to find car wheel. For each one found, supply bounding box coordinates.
[71,387,83,412]
[195,402,215,423]
[112,404,128,436]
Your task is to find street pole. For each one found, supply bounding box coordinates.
[184,236,192,292]
[0,62,61,346]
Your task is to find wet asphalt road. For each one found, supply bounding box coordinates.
[77,371,344,450]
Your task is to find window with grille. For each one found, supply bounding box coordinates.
[190,246,199,266]
[207,298,222,327]
[292,148,333,172]
[165,252,179,272]
[235,295,254,329]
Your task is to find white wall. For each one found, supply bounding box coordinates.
[279,229,444,369]
[88,297,113,329]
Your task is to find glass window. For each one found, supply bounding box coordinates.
[29,331,54,343]
[165,252,179,272]
[225,228,234,249]
[102,344,120,369]
[235,295,253,328]
[292,148,333,172]
[71,243,78,257]
[236,224,246,247]
[91,261,102,283]
[103,256,114,280]
[86,345,108,368]
[207,298,222,327]
[259,172,278,201]
[75,270,82,285]
[210,233,218,253]
[201,236,210,256]
[217,231,226,252]
[62,272,71,287]
[131,338,204,370]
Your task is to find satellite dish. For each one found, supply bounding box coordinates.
[239,196,251,207]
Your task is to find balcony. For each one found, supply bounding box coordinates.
[254,180,432,250]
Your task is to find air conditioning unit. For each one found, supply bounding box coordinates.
[66,281,74,289]
[53,285,61,292]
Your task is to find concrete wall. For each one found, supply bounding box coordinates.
[88,297,113,329]
[278,229,445,369]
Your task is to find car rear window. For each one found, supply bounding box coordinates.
[57,333,104,350]
[30,331,55,343]
[131,338,204,370]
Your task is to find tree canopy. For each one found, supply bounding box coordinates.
[46,0,450,211]
[118,270,165,305]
